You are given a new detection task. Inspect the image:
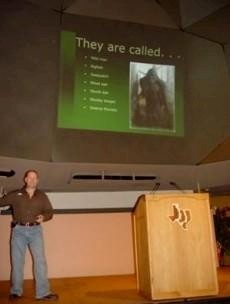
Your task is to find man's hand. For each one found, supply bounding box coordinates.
[36,214,44,223]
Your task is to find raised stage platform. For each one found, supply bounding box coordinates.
[0,267,229,303]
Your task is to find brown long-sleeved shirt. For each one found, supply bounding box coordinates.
[0,187,53,223]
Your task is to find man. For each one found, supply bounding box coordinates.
[0,169,58,301]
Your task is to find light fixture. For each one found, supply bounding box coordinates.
[0,169,15,178]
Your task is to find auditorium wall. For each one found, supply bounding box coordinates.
[0,1,230,165]
[0,212,134,281]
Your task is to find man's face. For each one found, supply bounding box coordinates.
[24,171,39,189]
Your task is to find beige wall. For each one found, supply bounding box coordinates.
[0,213,135,281]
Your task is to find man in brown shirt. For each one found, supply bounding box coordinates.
[0,169,58,301]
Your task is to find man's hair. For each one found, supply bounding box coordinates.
[23,169,39,180]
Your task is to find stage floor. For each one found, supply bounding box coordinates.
[0,267,229,303]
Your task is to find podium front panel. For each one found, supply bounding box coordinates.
[133,193,218,300]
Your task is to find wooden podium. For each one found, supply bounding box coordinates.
[133,193,218,300]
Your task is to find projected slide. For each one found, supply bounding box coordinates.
[58,21,184,136]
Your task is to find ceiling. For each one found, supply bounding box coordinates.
[1,0,230,196]
[26,0,230,46]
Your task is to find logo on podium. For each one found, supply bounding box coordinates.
[169,203,192,230]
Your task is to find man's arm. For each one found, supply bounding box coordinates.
[0,192,14,208]
[36,192,54,223]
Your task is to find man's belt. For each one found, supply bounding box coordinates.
[12,222,40,227]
